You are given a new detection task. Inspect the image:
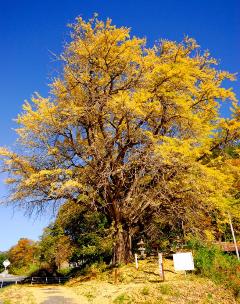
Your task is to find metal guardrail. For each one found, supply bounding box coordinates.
[30,276,69,285]
[1,279,21,288]
[0,276,69,288]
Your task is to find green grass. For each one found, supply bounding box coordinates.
[113,293,132,304]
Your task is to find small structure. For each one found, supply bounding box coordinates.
[216,242,240,253]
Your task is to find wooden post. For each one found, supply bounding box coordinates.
[134,253,138,270]
[158,253,165,281]
[229,213,240,260]
[114,267,118,284]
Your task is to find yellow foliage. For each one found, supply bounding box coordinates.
[0,15,239,239]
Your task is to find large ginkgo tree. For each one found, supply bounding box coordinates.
[1,16,240,263]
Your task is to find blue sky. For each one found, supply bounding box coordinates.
[0,0,239,251]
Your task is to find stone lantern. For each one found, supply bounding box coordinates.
[137,238,146,259]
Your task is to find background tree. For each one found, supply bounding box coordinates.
[8,238,38,273]
[56,200,113,264]
[0,16,239,263]
[38,223,73,270]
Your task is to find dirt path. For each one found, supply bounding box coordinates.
[28,286,88,304]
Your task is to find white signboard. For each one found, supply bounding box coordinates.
[3,260,10,268]
[173,252,194,271]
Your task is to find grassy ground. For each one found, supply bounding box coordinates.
[0,285,36,304]
[66,258,239,304]
[0,259,239,303]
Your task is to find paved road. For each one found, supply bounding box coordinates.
[30,286,88,304]
[40,288,76,304]
[0,275,26,282]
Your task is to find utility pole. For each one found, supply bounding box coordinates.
[228,213,239,260]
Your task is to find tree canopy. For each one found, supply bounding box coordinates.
[8,238,38,271]
[0,16,239,263]
[38,223,73,270]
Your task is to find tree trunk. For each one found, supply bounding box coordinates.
[114,224,132,265]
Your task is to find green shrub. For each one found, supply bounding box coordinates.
[10,263,39,276]
[113,293,131,304]
[188,239,240,295]
[159,284,180,297]
[141,286,150,295]
[58,267,72,276]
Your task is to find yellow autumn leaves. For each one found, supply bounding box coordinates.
[0,15,239,232]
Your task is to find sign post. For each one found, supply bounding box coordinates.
[228,213,240,260]
[134,253,138,270]
[2,260,11,277]
[3,260,10,271]
[158,253,164,281]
